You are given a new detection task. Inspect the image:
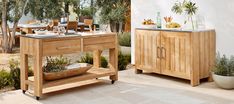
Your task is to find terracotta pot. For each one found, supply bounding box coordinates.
[212,73,234,89]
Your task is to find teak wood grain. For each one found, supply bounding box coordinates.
[135,30,160,73]
[20,33,118,98]
[135,29,216,86]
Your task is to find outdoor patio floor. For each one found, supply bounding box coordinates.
[1,68,234,104]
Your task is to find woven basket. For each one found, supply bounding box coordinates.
[43,64,92,81]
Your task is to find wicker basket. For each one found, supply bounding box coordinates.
[43,64,92,81]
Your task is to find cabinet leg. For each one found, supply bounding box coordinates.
[111,80,115,84]
[110,75,118,81]
[36,96,40,100]
[22,90,26,94]
[191,79,200,87]
[208,73,213,82]
[135,69,143,74]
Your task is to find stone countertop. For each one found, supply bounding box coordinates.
[20,32,115,39]
[136,28,214,32]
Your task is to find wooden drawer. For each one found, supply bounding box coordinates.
[83,35,116,51]
[43,39,81,56]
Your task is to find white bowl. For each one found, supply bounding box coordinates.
[212,73,234,89]
[34,31,47,35]
[142,25,156,29]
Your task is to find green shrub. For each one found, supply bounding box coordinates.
[213,54,234,76]
[78,53,93,64]
[9,59,20,89]
[0,70,11,89]
[118,32,131,47]
[10,68,20,89]
[118,52,129,71]
[125,54,131,63]
[78,53,108,68]
[80,7,92,17]
[101,57,108,68]
[9,59,34,90]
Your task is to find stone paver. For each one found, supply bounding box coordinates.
[1,69,234,104]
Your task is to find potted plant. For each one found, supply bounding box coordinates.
[212,54,234,89]
[43,56,92,81]
[171,0,198,30]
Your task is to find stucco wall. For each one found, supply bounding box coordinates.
[131,0,234,64]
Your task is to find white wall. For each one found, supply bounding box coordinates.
[131,0,234,64]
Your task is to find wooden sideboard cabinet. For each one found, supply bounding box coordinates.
[135,29,216,86]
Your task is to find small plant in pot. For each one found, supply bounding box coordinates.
[43,56,92,81]
[212,54,234,89]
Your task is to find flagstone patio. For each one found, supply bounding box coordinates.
[1,68,234,104]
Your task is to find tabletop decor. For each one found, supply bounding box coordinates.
[141,19,156,28]
[171,0,198,30]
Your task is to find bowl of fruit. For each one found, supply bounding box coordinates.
[166,22,181,29]
[142,19,156,29]
[164,16,181,29]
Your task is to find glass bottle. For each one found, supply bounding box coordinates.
[157,12,162,29]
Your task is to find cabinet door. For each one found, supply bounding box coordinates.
[160,32,191,79]
[135,30,160,73]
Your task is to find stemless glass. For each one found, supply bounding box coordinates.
[53,26,58,33]
[61,26,66,35]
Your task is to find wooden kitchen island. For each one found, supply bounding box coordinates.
[20,32,118,100]
[135,28,216,86]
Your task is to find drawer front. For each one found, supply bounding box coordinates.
[83,35,116,51]
[43,39,81,56]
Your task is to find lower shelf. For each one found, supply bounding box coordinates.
[28,68,115,88]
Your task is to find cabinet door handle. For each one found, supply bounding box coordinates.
[157,46,161,58]
[161,47,166,59]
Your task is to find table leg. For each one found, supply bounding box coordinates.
[109,48,118,81]
[33,40,43,97]
[93,50,102,68]
[20,54,29,91]
[80,25,84,32]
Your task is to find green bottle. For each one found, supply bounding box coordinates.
[157,12,162,28]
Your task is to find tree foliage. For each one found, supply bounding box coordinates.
[95,0,130,32]
[64,0,80,15]
[25,0,80,21]
[95,0,130,24]
[25,0,64,21]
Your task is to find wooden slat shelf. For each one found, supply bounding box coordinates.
[28,68,115,88]
[20,33,118,100]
